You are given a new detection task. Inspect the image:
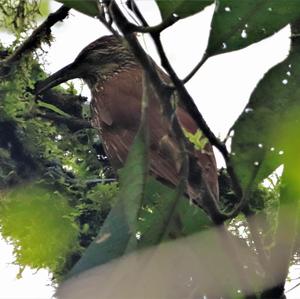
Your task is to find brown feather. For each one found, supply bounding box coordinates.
[90,63,219,200]
[36,35,219,205]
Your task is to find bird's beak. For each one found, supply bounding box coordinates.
[35,63,80,95]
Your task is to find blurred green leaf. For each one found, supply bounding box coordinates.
[55,0,98,17]
[231,42,300,190]
[0,1,40,34]
[139,178,211,248]
[38,0,50,17]
[207,0,300,56]
[0,184,79,274]
[156,0,213,20]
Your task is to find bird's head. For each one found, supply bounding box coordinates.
[35,35,135,93]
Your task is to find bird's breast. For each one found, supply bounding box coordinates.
[90,66,144,128]
[89,66,144,168]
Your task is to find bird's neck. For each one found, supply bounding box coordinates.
[84,60,138,89]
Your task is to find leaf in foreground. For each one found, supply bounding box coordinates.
[139,178,211,248]
[0,184,79,275]
[231,43,300,191]
[206,1,300,56]
[55,0,98,17]
[156,0,213,20]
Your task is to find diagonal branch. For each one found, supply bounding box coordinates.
[126,0,148,27]
[125,14,180,34]
[1,5,70,69]
[34,111,91,132]
[182,52,209,84]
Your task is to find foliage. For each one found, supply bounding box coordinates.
[67,98,150,276]
[55,0,98,17]
[206,1,300,56]
[0,184,79,277]
[231,44,300,191]
[228,181,281,247]
[0,2,114,279]
[156,0,213,20]
[138,178,211,246]
[0,0,49,36]
[1,0,300,298]
[80,182,119,243]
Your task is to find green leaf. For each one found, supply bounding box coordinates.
[231,42,300,191]
[55,0,98,17]
[183,128,208,151]
[67,174,211,277]
[139,178,211,248]
[38,0,50,17]
[0,184,79,274]
[37,100,71,117]
[206,0,300,56]
[156,0,213,20]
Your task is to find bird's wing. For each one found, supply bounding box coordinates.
[148,104,219,201]
[176,107,219,200]
[91,65,218,201]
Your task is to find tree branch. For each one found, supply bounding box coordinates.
[0,5,70,71]
[96,1,119,36]
[125,0,201,84]
[33,111,91,132]
[182,52,209,84]
[127,14,180,34]
[126,0,148,27]
[37,89,87,118]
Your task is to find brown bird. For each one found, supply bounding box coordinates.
[35,35,218,205]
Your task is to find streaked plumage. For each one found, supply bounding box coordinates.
[35,35,219,203]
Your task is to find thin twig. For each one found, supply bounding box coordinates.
[103,1,179,35]
[148,31,243,198]
[286,281,300,293]
[182,52,209,84]
[130,15,180,34]
[110,3,170,95]
[85,178,117,187]
[126,0,148,27]
[97,1,119,36]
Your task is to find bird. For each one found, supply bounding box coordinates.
[35,35,219,206]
